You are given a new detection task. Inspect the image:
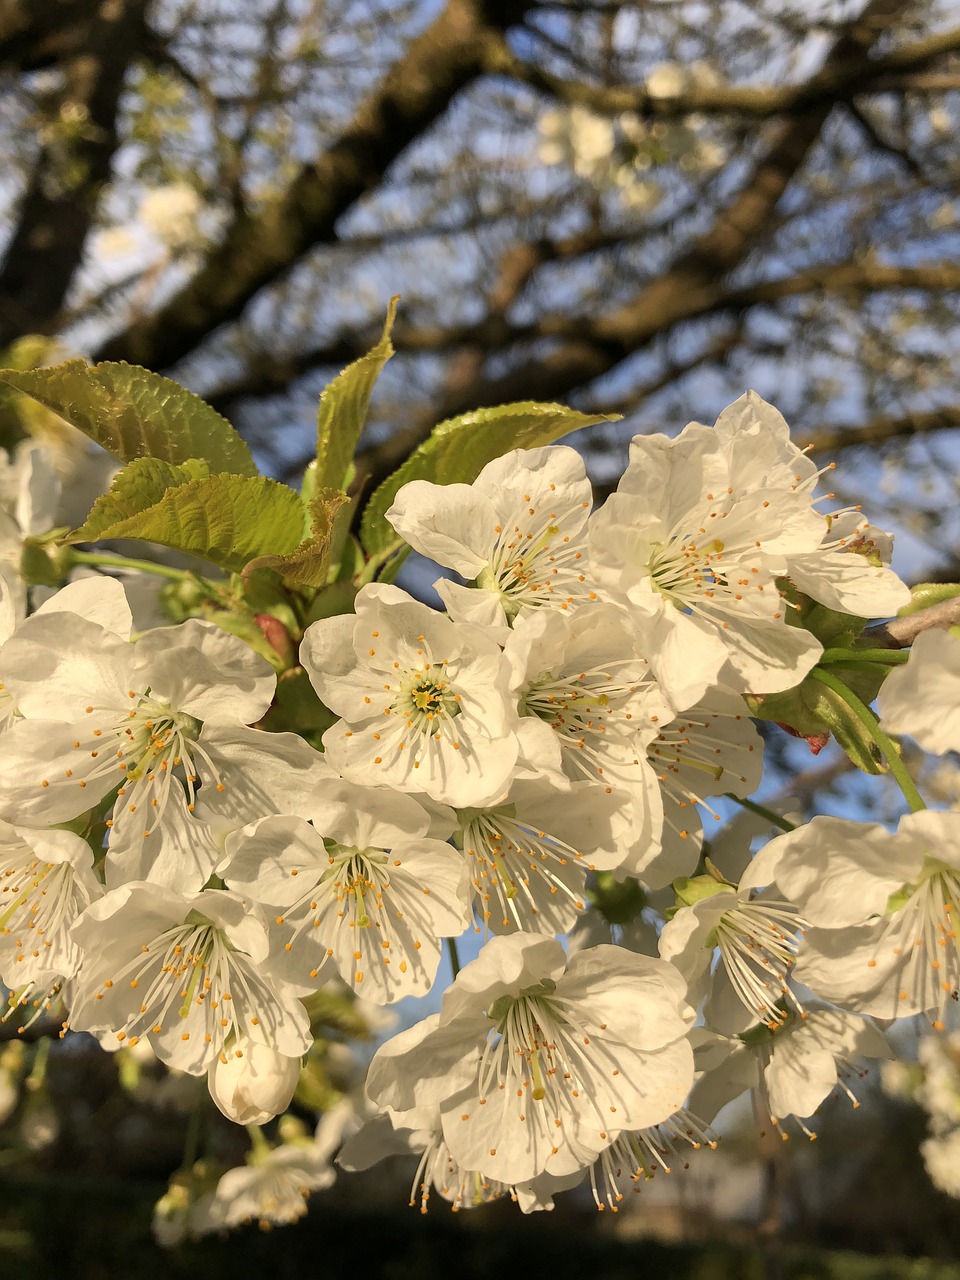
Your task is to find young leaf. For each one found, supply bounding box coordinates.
[242,488,350,587]
[71,457,210,542]
[0,361,258,475]
[313,298,397,492]
[67,473,305,573]
[360,401,618,555]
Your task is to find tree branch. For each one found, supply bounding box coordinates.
[866,598,960,648]
[93,0,532,371]
[487,20,960,120]
[797,404,960,455]
[414,0,919,415]
[0,0,100,71]
[0,0,150,347]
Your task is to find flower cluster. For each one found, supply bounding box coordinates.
[2,388,952,1230]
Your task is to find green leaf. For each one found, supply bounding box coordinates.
[67,473,305,573]
[0,361,258,475]
[360,401,618,556]
[313,299,397,492]
[242,488,350,587]
[71,457,210,541]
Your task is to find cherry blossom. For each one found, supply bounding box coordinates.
[302,583,520,806]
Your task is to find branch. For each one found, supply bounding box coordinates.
[0,0,150,347]
[866,598,960,648]
[93,0,532,371]
[417,0,919,415]
[488,20,960,120]
[0,0,99,71]
[797,404,960,455]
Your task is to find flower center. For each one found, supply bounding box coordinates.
[476,505,591,620]
[648,536,725,606]
[392,668,460,735]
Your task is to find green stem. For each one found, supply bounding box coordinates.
[724,793,796,833]
[69,548,198,583]
[809,667,926,813]
[446,937,461,979]
[357,540,410,586]
[245,1123,272,1163]
[181,1080,205,1171]
[25,1036,50,1091]
[819,647,909,666]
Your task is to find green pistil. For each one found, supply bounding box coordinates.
[353,878,371,929]
[395,669,460,731]
[652,747,724,782]
[530,1048,547,1101]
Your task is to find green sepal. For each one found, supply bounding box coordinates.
[301,581,359,628]
[748,671,885,774]
[237,571,300,636]
[313,298,397,493]
[360,400,620,557]
[20,535,74,586]
[748,584,901,770]
[0,360,257,475]
[672,874,736,908]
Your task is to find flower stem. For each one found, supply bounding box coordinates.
[181,1079,205,1170]
[723,794,796,833]
[446,937,461,979]
[819,647,909,666]
[245,1123,272,1163]
[69,548,201,583]
[809,667,926,813]
[357,540,410,586]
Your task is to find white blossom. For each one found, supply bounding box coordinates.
[503,604,666,874]
[588,393,844,703]
[660,877,807,1033]
[220,779,471,1004]
[0,584,282,889]
[643,689,764,887]
[385,446,596,632]
[455,779,626,937]
[366,933,695,1186]
[302,583,520,807]
[878,627,960,756]
[691,1007,890,1134]
[207,1037,302,1125]
[69,883,312,1073]
[0,820,102,999]
[742,811,960,1027]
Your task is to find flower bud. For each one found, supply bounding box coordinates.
[207,1040,301,1126]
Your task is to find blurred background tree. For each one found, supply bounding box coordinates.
[3,0,960,1269]
[2,0,960,575]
